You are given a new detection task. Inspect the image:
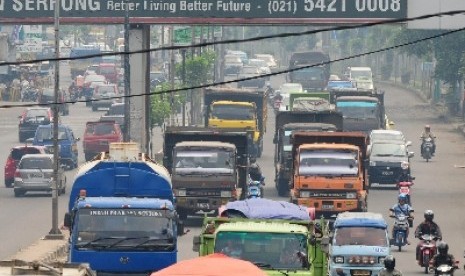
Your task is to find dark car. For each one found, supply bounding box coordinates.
[4,145,48,188]
[368,141,414,189]
[100,102,125,132]
[237,66,266,88]
[91,84,119,111]
[18,107,52,142]
[38,88,69,116]
[83,121,123,161]
[13,154,66,197]
[32,124,80,169]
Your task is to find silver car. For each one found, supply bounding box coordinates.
[14,154,66,197]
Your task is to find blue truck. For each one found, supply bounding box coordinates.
[64,142,181,275]
[328,212,390,276]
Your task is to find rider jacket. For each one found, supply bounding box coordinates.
[378,268,403,276]
[414,221,442,239]
[430,253,456,267]
[421,131,436,143]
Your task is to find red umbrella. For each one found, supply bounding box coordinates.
[151,253,267,276]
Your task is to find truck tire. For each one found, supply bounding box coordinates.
[84,152,93,162]
[14,189,25,197]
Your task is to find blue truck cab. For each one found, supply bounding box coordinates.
[32,124,79,169]
[64,142,180,275]
[329,212,390,276]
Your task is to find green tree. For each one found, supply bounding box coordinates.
[176,50,215,87]
[150,83,173,127]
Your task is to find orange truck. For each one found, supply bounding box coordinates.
[290,132,368,219]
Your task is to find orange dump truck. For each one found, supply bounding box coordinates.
[290,132,368,219]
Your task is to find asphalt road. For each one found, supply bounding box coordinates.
[1,71,465,274]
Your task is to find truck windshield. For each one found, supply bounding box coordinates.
[299,150,358,176]
[283,131,292,152]
[211,104,255,120]
[174,150,234,174]
[336,101,378,119]
[214,232,308,270]
[334,227,388,246]
[351,70,372,81]
[292,67,323,80]
[75,208,175,251]
[35,128,68,141]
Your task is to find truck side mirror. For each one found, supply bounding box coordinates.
[64,212,72,228]
[192,235,201,252]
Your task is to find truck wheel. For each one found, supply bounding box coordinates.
[84,152,93,162]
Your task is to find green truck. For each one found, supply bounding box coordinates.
[193,198,330,276]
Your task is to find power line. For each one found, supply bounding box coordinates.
[1,9,465,67]
[2,26,464,109]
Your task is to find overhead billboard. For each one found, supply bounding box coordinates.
[0,0,407,24]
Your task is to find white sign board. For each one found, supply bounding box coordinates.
[408,0,465,30]
[18,25,43,53]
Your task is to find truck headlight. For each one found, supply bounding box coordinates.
[401,161,409,170]
[175,189,186,197]
[369,161,376,166]
[300,191,310,198]
[220,191,232,198]
[346,192,357,199]
[333,256,344,263]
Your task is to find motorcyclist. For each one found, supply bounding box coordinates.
[249,157,263,182]
[378,255,403,276]
[420,125,436,156]
[415,210,443,264]
[389,193,414,244]
[429,241,458,271]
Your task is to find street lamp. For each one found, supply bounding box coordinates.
[46,0,63,239]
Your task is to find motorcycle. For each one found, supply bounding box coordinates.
[418,234,440,274]
[21,87,38,102]
[431,261,459,275]
[421,137,434,162]
[398,180,414,206]
[247,176,265,199]
[390,214,411,252]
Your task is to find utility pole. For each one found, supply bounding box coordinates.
[46,0,63,239]
[169,26,175,126]
[123,0,131,141]
[181,49,186,126]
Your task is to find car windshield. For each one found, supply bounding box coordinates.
[174,150,234,174]
[371,133,404,142]
[11,148,42,161]
[256,55,273,64]
[241,67,258,74]
[225,56,242,63]
[75,208,175,251]
[35,128,68,141]
[85,75,106,82]
[26,109,49,119]
[99,67,116,74]
[336,101,379,119]
[211,104,255,120]
[334,227,387,246]
[97,86,116,95]
[249,60,267,67]
[299,150,358,176]
[214,231,308,270]
[371,143,407,157]
[86,123,115,135]
[20,157,52,169]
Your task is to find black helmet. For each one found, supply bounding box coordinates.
[437,241,449,255]
[384,255,396,270]
[250,163,259,172]
[425,125,431,131]
[424,210,434,222]
[250,157,257,164]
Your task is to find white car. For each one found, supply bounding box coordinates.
[368,130,412,152]
[278,83,304,94]
[254,54,278,71]
[248,59,271,76]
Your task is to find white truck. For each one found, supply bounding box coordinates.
[344,67,374,92]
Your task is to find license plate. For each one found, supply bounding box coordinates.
[29,173,43,178]
[197,203,210,209]
[322,204,333,210]
[352,270,371,276]
[382,171,394,175]
[99,140,108,145]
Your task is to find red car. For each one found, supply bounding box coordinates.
[83,121,123,161]
[4,145,48,188]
